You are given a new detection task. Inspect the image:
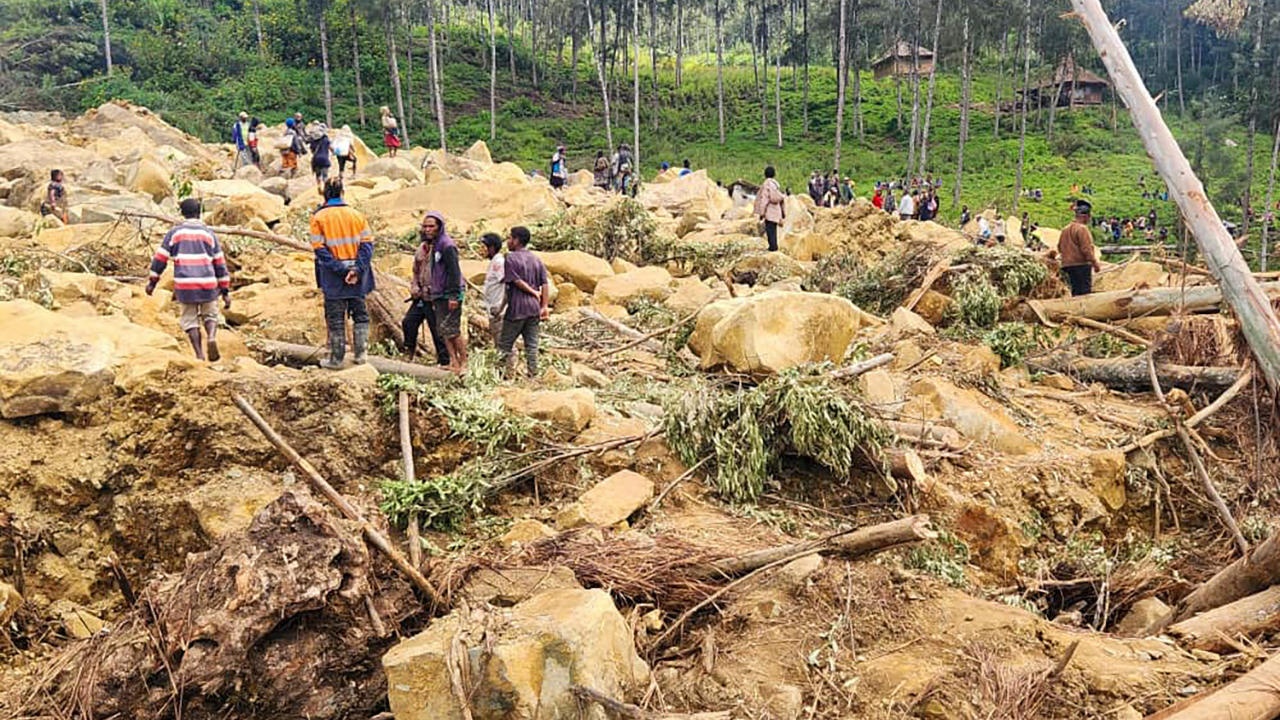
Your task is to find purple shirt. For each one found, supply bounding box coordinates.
[503,248,548,321]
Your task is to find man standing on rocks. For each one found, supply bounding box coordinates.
[310,179,375,368]
[146,198,231,362]
[401,213,454,368]
[550,145,568,189]
[754,165,785,252]
[232,112,253,171]
[281,118,305,179]
[480,232,506,345]
[497,226,550,378]
[1057,200,1102,297]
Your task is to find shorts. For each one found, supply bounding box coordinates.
[281,150,298,170]
[338,154,356,174]
[432,298,462,339]
[550,175,565,188]
[313,162,330,183]
[180,300,219,331]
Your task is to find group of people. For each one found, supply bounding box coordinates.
[1099,208,1165,243]
[590,144,638,196]
[807,171,856,208]
[146,178,552,377]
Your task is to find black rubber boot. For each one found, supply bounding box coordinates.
[320,333,345,369]
[204,319,220,362]
[352,322,370,364]
[186,328,205,361]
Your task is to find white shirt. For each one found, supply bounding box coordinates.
[979,217,990,236]
[898,194,916,216]
[332,135,352,157]
[483,254,506,313]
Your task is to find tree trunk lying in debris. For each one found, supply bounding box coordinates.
[2,492,416,720]
[1026,351,1240,392]
[1147,651,1280,720]
[1177,532,1280,622]
[254,339,453,381]
[704,515,937,577]
[1027,281,1280,321]
[1167,585,1280,652]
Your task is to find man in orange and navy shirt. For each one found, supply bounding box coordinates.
[310,178,376,368]
[146,198,231,361]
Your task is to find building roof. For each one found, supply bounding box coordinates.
[871,41,935,67]
[1036,55,1109,89]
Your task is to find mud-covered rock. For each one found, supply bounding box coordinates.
[538,250,614,292]
[556,470,655,529]
[904,377,1036,455]
[690,291,867,373]
[498,387,597,432]
[593,266,674,306]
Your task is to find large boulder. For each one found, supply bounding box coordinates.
[1095,261,1168,293]
[384,588,650,720]
[537,250,614,292]
[593,266,674,306]
[556,470,656,529]
[664,277,721,315]
[902,377,1036,455]
[690,291,867,373]
[73,193,163,224]
[364,177,560,237]
[207,192,287,226]
[462,139,493,165]
[363,156,423,184]
[0,205,40,237]
[0,300,188,418]
[70,101,216,162]
[636,169,732,224]
[126,158,174,202]
[194,178,274,200]
[498,388,597,432]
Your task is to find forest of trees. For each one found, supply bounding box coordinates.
[4,0,1280,226]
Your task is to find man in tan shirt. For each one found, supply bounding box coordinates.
[1058,200,1102,296]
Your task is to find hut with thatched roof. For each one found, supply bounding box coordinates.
[871,42,935,79]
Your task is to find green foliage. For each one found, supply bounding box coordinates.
[952,245,1050,298]
[663,368,891,503]
[1082,333,1145,359]
[804,247,937,316]
[951,271,1002,329]
[379,462,491,533]
[982,323,1036,368]
[906,530,971,588]
[531,198,659,263]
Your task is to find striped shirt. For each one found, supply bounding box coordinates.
[149,220,229,304]
[310,199,376,298]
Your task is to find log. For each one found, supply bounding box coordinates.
[886,448,930,484]
[703,515,937,578]
[1096,244,1180,254]
[1145,652,1280,720]
[1027,351,1241,392]
[1063,315,1152,348]
[569,685,731,720]
[578,308,662,351]
[1177,533,1280,622]
[829,352,896,379]
[883,420,965,449]
[1167,585,1280,653]
[1070,0,1280,392]
[231,394,445,607]
[254,339,453,381]
[1123,371,1254,452]
[398,391,422,571]
[1027,282,1280,322]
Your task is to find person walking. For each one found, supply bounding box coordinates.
[550,145,568,189]
[280,118,305,179]
[754,165,786,252]
[310,179,375,369]
[480,232,506,345]
[1057,200,1101,296]
[247,117,263,169]
[308,123,333,192]
[402,213,453,366]
[898,189,917,221]
[497,226,550,378]
[332,125,357,179]
[381,106,402,157]
[872,185,884,210]
[808,171,822,205]
[232,111,253,171]
[593,151,610,189]
[145,198,231,362]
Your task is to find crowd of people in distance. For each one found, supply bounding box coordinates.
[807,170,856,208]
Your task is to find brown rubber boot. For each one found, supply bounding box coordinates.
[204,319,220,362]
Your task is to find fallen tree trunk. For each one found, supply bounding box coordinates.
[1027,351,1240,392]
[1167,585,1280,653]
[1027,281,1280,322]
[883,420,965,450]
[1177,533,1280,623]
[703,515,937,577]
[1145,651,1280,720]
[254,339,453,381]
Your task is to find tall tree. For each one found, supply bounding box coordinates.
[994,31,1007,138]
[954,5,971,208]
[853,21,864,140]
[774,3,782,148]
[319,6,334,127]
[905,0,923,178]
[350,0,367,126]
[386,5,409,148]
[1243,0,1266,238]
[488,0,498,140]
[427,0,446,149]
[252,0,267,57]
[633,0,640,169]
[99,0,113,76]
[650,0,658,131]
[675,0,683,88]
[1266,117,1279,272]
[1014,0,1033,212]
[802,0,809,132]
[716,0,726,144]
[833,0,848,170]
[585,0,614,152]
[507,0,516,83]
[918,0,943,173]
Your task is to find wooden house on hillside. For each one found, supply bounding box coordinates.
[871,42,935,79]
[1019,55,1110,108]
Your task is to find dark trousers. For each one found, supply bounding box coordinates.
[401,298,450,366]
[498,315,540,376]
[764,220,779,252]
[1063,265,1093,296]
[323,297,369,334]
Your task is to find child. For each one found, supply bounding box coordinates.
[41,169,68,223]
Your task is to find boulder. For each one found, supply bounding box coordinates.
[664,278,721,315]
[570,363,610,388]
[556,470,656,529]
[184,473,285,540]
[259,176,289,198]
[50,599,104,639]
[1114,597,1173,638]
[126,159,173,202]
[731,251,805,282]
[859,369,900,406]
[233,164,264,185]
[593,266,674,306]
[0,300,187,418]
[959,345,1002,375]
[611,257,639,274]
[537,250,614,292]
[690,291,866,374]
[207,192,287,226]
[500,518,558,547]
[194,178,274,200]
[0,581,22,625]
[461,567,582,605]
[889,307,936,337]
[553,282,584,312]
[0,205,39,237]
[364,177,560,237]
[1095,261,1169,293]
[1087,449,1127,511]
[364,156,424,184]
[71,101,215,162]
[74,193,162,224]
[903,378,1036,455]
[913,290,955,325]
[499,388,597,432]
[636,169,732,223]
[384,588,649,720]
[462,140,494,165]
[781,230,840,262]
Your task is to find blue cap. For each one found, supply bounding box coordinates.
[286,118,295,128]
